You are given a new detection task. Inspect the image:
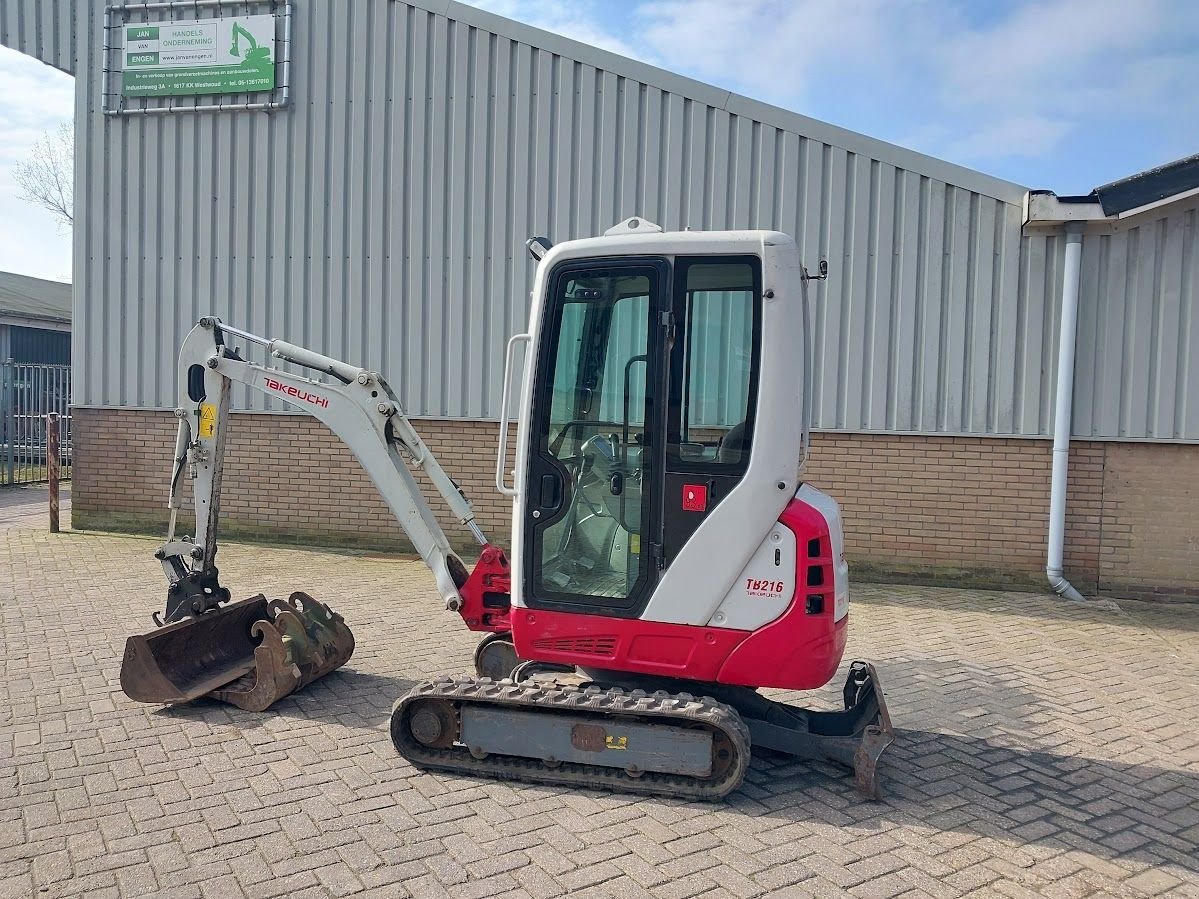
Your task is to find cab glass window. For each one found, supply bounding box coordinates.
[667,259,760,468]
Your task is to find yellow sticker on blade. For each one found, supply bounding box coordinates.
[198,403,217,438]
[629,534,641,555]
[605,736,628,750]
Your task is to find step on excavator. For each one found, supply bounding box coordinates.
[120,219,894,800]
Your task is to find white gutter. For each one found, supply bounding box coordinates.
[1047,229,1086,602]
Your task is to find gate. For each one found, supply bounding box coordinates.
[0,362,72,486]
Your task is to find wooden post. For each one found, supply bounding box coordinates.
[46,413,60,534]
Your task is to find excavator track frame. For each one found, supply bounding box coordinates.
[392,677,751,801]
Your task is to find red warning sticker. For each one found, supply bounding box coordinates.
[682,484,708,512]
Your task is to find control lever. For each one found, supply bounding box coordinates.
[609,472,624,496]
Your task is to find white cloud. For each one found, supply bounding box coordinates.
[458,0,1199,189]
[633,0,937,105]
[944,114,1072,164]
[0,46,74,281]
[467,0,641,58]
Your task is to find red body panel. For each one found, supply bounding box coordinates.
[507,494,846,691]
[718,495,846,689]
[511,609,749,680]
[717,608,847,690]
[457,544,512,633]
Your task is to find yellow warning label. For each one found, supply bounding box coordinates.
[198,403,217,438]
[629,534,641,555]
[605,736,628,750]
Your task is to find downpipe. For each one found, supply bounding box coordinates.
[1047,229,1086,602]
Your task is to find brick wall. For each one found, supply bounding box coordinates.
[804,434,1104,592]
[72,408,515,550]
[72,408,1197,598]
[1097,443,1199,598]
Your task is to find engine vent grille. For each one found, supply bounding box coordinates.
[531,636,618,656]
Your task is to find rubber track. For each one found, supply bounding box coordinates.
[391,676,752,800]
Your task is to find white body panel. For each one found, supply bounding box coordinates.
[705,523,796,631]
[509,228,808,624]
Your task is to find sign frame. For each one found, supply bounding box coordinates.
[102,1,293,116]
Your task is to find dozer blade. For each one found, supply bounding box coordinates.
[120,592,354,712]
[840,660,895,798]
[740,660,895,799]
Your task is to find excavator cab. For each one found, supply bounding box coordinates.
[519,252,760,608]
[395,220,893,799]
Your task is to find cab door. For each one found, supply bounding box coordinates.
[522,259,668,617]
[661,257,761,564]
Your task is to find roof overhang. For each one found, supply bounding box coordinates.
[1092,153,1199,215]
[1025,153,1199,231]
[0,312,71,331]
[1023,192,1107,229]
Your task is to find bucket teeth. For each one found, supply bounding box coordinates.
[120,592,354,712]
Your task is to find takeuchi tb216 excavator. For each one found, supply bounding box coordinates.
[120,218,894,800]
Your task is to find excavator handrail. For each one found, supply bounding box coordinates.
[496,332,530,498]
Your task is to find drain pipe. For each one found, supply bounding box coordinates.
[1047,228,1086,602]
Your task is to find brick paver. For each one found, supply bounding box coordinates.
[0,486,71,532]
[1,524,1196,898]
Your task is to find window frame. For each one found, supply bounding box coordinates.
[665,255,763,476]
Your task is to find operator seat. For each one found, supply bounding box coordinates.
[716,420,749,464]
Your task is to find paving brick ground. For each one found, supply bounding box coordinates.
[0,486,70,532]
[1,514,1197,898]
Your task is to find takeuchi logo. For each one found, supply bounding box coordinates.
[264,376,329,408]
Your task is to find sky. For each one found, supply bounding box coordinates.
[0,46,73,283]
[1,0,1197,281]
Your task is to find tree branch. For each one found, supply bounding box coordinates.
[14,121,74,228]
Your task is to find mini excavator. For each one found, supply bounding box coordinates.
[120,219,894,800]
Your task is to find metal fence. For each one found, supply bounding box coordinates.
[0,362,72,486]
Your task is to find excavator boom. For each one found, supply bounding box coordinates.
[121,316,494,710]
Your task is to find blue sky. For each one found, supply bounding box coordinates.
[1,0,1197,280]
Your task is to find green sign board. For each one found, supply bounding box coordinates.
[122,15,276,97]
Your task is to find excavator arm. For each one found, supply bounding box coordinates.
[159,316,482,622]
[121,316,511,712]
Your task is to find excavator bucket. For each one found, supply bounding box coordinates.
[120,592,354,712]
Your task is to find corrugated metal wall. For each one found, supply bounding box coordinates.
[1074,201,1199,440]
[3,0,1195,440]
[0,0,76,74]
[9,326,72,365]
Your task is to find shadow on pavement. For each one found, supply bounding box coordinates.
[0,483,72,530]
[143,646,1197,878]
[745,726,1198,876]
[153,668,417,730]
[856,584,1199,633]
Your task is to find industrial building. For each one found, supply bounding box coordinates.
[2,0,1195,598]
[0,271,71,365]
[0,270,71,485]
